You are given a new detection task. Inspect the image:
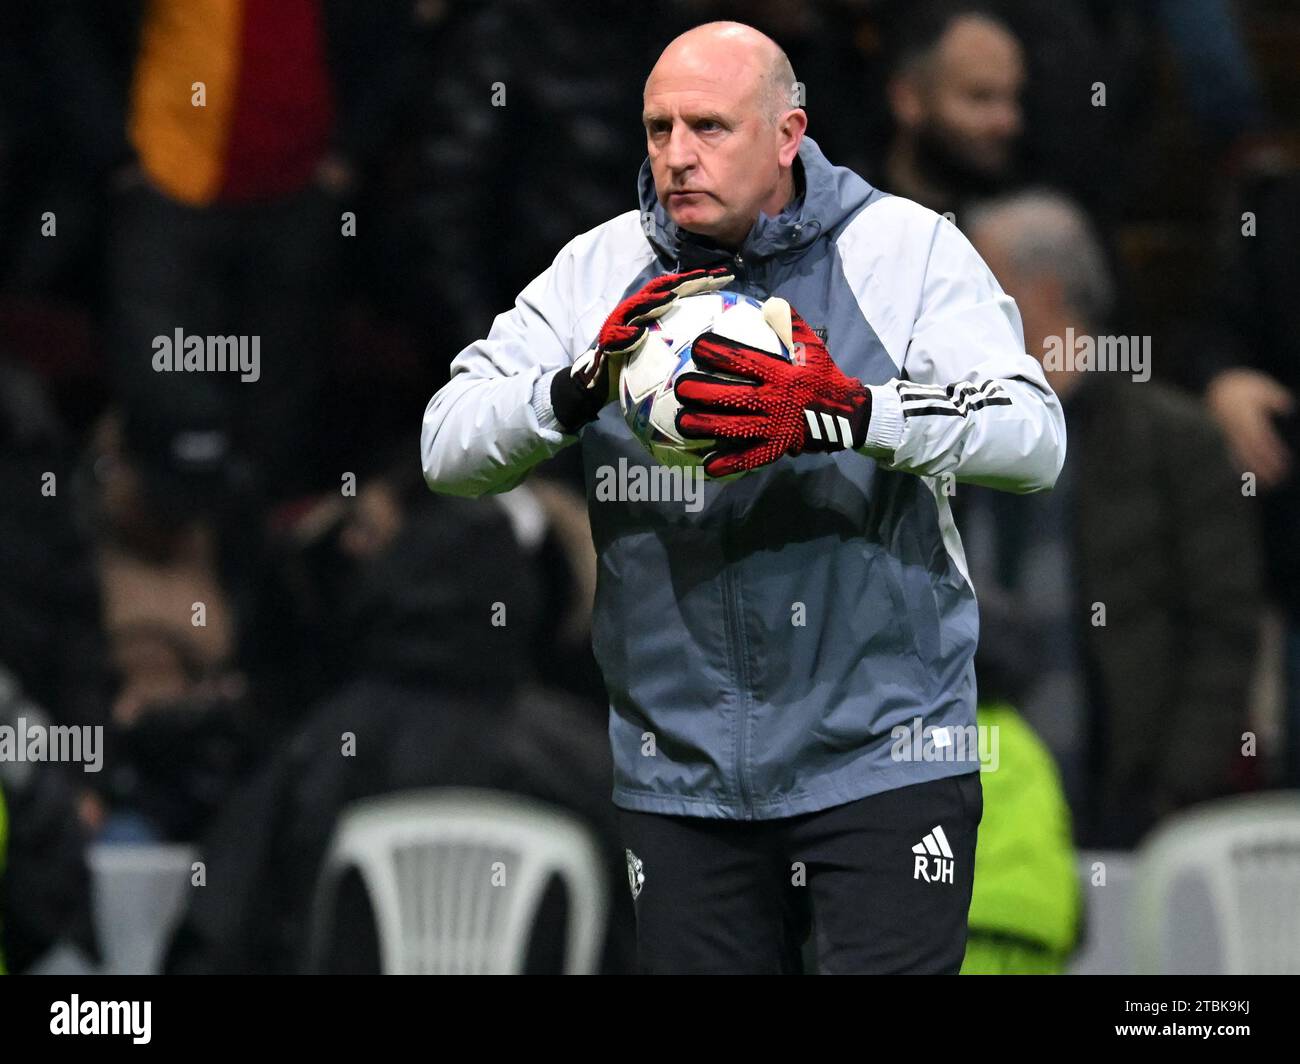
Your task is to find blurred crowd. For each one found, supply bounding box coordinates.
[0,0,1296,973]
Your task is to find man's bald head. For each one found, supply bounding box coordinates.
[642,21,807,247]
[967,191,1113,398]
[647,22,797,126]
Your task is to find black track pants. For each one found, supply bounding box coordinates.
[617,772,983,974]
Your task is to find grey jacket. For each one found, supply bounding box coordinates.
[421,136,1065,819]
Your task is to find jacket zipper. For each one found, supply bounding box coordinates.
[720,521,754,819]
[723,251,755,819]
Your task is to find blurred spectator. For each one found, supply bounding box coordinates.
[91,631,264,845]
[48,0,415,507]
[74,410,269,843]
[251,444,607,715]
[960,702,1083,975]
[872,0,1267,221]
[879,2,1025,218]
[962,191,1262,849]
[164,484,633,973]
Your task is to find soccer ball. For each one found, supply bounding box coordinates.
[618,289,792,471]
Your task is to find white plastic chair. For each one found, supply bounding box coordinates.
[1130,792,1300,973]
[89,844,197,974]
[309,789,608,974]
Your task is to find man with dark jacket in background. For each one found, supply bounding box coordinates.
[965,191,1262,848]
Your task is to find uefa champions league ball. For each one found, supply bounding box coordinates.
[618,289,793,473]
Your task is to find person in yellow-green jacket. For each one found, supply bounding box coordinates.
[961,702,1084,974]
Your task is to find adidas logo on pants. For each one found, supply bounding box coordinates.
[912,825,956,883]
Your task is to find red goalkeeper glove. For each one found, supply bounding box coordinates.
[674,298,873,478]
[550,267,734,432]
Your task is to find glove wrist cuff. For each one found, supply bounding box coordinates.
[551,364,606,433]
[845,384,872,449]
[805,384,872,451]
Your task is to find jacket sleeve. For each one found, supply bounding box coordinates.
[859,217,1067,493]
[420,243,585,498]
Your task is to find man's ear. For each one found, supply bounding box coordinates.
[779,109,808,167]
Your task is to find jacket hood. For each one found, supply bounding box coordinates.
[636,135,877,270]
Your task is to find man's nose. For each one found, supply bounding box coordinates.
[664,124,697,172]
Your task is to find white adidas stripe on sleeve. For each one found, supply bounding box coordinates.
[836,196,1065,494]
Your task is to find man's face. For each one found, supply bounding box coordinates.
[900,17,1025,183]
[643,55,797,247]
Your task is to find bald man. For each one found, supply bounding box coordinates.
[422,21,1065,973]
